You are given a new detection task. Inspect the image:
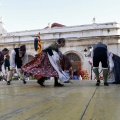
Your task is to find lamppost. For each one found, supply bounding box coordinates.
[84,47,93,80]
[84,48,88,57]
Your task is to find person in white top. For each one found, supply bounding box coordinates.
[22,38,67,87]
[7,45,28,85]
[107,52,115,83]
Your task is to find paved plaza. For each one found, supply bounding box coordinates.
[0,80,120,120]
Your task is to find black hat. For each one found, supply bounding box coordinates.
[20,45,26,52]
[2,48,9,51]
[57,38,66,44]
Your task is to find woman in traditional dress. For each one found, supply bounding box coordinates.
[108,53,120,84]
[107,52,115,83]
[22,38,69,86]
[59,52,73,80]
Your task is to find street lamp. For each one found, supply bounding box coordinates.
[88,46,92,51]
[84,46,92,57]
[84,48,87,57]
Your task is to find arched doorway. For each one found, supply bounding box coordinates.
[65,53,81,70]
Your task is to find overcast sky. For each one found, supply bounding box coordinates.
[0,0,120,32]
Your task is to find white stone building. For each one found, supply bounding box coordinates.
[0,19,120,80]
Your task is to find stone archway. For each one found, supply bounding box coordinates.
[65,53,81,70]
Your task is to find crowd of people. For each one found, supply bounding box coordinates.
[0,38,120,87]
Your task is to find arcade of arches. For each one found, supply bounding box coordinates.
[65,53,81,71]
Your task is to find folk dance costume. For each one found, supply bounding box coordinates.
[22,38,70,86]
[112,55,120,84]
[3,55,10,81]
[7,45,28,85]
[107,52,115,83]
[89,51,119,84]
[108,53,120,84]
[4,55,10,71]
[91,42,109,86]
[0,51,4,74]
[0,52,4,81]
[0,48,9,81]
[58,52,73,83]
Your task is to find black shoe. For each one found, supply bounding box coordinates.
[23,80,27,84]
[37,80,40,84]
[111,82,116,84]
[104,82,109,86]
[7,81,11,85]
[37,80,45,86]
[96,80,100,86]
[64,81,73,84]
[54,83,64,87]
[40,83,45,86]
[64,81,69,83]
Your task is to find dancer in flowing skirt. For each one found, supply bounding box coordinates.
[22,38,69,86]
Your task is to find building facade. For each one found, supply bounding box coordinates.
[0,20,120,79]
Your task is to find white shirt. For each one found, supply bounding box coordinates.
[108,52,114,71]
[52,51,60,62]
[10,49,28,69]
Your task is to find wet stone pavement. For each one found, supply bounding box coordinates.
[0,80,120,120]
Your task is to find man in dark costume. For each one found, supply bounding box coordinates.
[91,42,109,86]
[7,45,28,85]
[4,54,10,72]
[0,48,9,72]
[0,48,9,81]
